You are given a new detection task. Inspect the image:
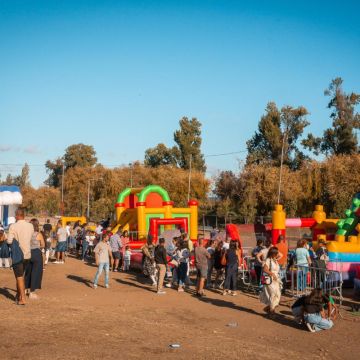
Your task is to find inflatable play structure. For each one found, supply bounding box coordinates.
[0,185,22,227]
[113,185,198,247]
[270,193,360,281]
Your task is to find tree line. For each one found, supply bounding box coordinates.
[1,77,359,222]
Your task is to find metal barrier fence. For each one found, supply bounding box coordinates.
[236,256,343,306]
[288,265,343,305]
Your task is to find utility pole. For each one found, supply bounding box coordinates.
[61,163,65,216]
[87,178,103,220]
[277,129,288,204]
[129,163,133,188]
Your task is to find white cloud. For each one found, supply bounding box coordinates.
[0,145,41,154]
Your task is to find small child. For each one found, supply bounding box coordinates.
[123,245,131,271]
[93,232,114,289]
[0,227,11,268]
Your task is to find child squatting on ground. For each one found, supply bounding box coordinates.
[93,232,114,289]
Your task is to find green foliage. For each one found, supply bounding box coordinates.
[174,117,206,172]
[144,117,206,173]
[246,102,309,170]
[0,163,30,189]
[303,78,360,155]
[213,155,360,222]
[45,143,97,188]
[144,143,179,167]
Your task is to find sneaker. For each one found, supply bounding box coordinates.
[93,284,98,289]
[60,261,64,264]
[305,322,315,333]
[113,269,118,272]
[165,283,171,288]
[222,291,227,296]
[105,284,109,288]
[53,261,60,264]
[152,282,157,287]
[157,290,166,295]
[29,293,39,300]
[178,287,184,292]
[231,291,237,296]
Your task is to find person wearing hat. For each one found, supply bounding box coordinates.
[0,226,11,268]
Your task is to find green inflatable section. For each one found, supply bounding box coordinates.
[336,193,360,237]
[116,185,171,204]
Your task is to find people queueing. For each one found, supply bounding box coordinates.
[4,215,337,335]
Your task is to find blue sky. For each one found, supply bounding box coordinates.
[1,0,359,187]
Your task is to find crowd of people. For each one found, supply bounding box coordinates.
[1,208,337,333]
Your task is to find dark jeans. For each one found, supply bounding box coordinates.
[224,263,238,291]
[178,262,188,286]
[254,265,262,286]
[25,248,43,292]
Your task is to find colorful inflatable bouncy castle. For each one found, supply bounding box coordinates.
[113,185,198,248]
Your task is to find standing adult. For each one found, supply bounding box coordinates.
[79,223,88,261]
[194,238,211,297]
[93,232,114,289]
[252,239,265,288]
[276,235,288,289]
[141,236,157,286]
[154,238,168,295]
[295,239,311,291]
[176,239,190,292]
[7,208,34,305]
[26,219,45,299]
[55,220,67,264]
[109,229,123,271]
[260,247,282,316]
[206,239,216,288]
[42,219,52,234]
[223,241,240,296]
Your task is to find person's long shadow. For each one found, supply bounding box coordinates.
[115,276,155,293]
[197,296,303,330]
[0,287,16,301]
[67,274,93,288]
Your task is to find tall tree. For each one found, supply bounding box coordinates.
[246,102,309,170]
[144,143,179,167]
[19,163,30,188]
[144,117,206,172]
[173,117,206,172]
[303,78,360,155]
[45,143,97,187]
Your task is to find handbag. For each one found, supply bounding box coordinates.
[9,239,24,265]
[261,259,273,285]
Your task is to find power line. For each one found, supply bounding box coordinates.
[0,149,248,167]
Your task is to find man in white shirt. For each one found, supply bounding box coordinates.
[7,208,34,305]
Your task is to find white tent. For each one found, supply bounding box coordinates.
[0,185,22,227]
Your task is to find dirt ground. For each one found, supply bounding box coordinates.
[1,257,360,360]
